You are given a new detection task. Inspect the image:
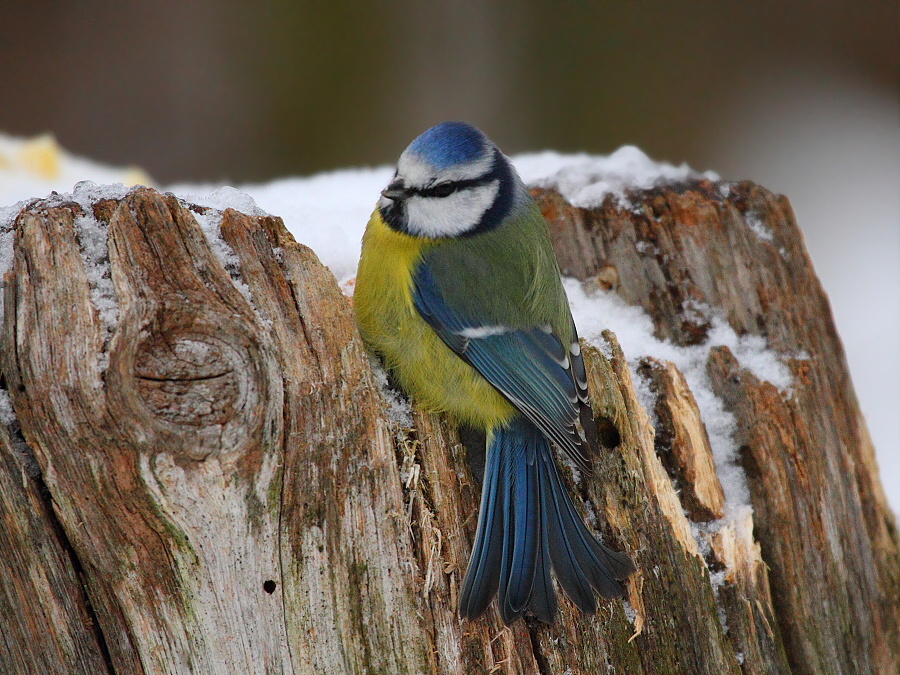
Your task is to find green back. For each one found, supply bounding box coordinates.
[420,199,575,343]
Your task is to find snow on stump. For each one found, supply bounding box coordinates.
[0,178,897,674]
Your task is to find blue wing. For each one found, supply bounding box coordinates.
[412,261,596,472]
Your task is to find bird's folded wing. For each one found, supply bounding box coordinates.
[412,261,592,472]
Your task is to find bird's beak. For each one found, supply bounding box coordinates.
[381,180,409,201]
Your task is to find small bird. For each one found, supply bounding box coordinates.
[355,121,635,624]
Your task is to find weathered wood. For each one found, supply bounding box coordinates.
[534,179,899,674]
[0,421,110,673]
[0,179,895,674]
[638,357,725,521]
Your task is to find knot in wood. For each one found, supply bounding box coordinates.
[133,333,241,426]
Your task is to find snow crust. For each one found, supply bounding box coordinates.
[745,210,774,242]
[190,205,256,307]
[565,278,792,523]
[70,181,131,342]
[516,145,719,210]
[371,360,414,430]
[175,185,268,218]
[0,388,14,426]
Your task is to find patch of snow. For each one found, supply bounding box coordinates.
[74,214,117,370]
[709,568,727,592]
[515,145,719,210]
[745,210,774,242]
[339,277,356,298]
[565,279,792,521]
[69,183,125,355]
[232,170,391,284]
[631,366,660,432]
[69,179,133,212]
[559,452,584,486]
[190,206,256,308]
[187,204,274,329]
[370,359,413,430]
[173,185,268,218]
[709,568,730,633]
[634,240,659,256]
[0,388,14,426]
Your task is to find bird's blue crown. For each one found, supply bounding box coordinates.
[406,121,489,170]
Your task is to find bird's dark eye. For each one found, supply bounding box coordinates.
[432,182,455,198]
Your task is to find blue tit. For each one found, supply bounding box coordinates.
[355,121,635,624]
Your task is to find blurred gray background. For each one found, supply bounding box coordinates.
[1,0,898,508]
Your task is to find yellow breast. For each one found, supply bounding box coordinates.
[354,209,516,431]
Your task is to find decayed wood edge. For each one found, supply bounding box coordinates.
[638,357,726,521]
[0,180,894,674]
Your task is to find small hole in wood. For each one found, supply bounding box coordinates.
[596,415,621,449]
[263,580,277,594]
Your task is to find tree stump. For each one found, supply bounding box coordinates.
[0,181,896,674]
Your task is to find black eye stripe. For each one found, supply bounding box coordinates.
[424,182,455,198]
[413,172,498,198]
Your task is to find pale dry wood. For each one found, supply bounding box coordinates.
[0,178,895,674]
[638,357,726,521]
[702,509,788,675]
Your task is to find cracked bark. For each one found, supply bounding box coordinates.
[0,183,896,674]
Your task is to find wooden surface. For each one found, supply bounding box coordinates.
[534,179,899,674]
[0,183,896,674]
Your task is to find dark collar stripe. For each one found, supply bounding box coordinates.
[380,148,514,238]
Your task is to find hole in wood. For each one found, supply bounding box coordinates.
[596,415,621,449]
[263,580,276,594]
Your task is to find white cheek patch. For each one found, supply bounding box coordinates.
[405,180,500,238]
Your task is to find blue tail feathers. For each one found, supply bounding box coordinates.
[458,417,635,624]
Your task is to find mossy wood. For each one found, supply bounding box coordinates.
[1,184,896,674]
